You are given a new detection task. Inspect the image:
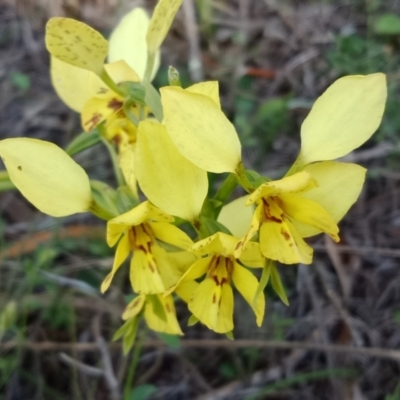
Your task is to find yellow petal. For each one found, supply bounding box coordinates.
[167,251,197,275]
[152,244,182,289]
[247,171,316,205]
[81,91,123,132]
[280,194,339,241]
[174,280,199,303]
[107,202,172,235]
[259,219,313,264]
[239,241,264,268]
[108,8,160,80]
[101,234,130,292]
[136,120,208,221]
[189,278,234,333]
[190,232,238,257]
[119,142,138,198]
[146,0,183,55]
[161,86,242,173]
[299,73,387,166]
[144,294,183,335]
[50,57,104,112]
[293,161,366,237]
[218,196,253,238]
[149,222,193,249]
[45,18,108,75]
[0,138,92,217]
[122,294,146,320]
[130,248,165,294]
[104,60,141,84]
[234,202,263,258]
[175,256,211,286]
[232,263,265,326]
[186,81,220,108]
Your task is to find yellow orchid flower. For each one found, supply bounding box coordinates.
[235,171,341,265]
[0,138,92,217]
[167,232,265,334]
[123,293,183,335]
[102,201,193,294]
[229,73,387,265]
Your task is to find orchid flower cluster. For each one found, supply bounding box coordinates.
[0,0,387,351]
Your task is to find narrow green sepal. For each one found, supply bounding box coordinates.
[116,186,139,214]
[188,315,199,326]
[90,180,119,219]
[143,80,163,122]
[270,263,289,306]
[65,130,102,156]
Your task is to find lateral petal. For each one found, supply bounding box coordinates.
[247,171,316,205]
[232,263,265,326]
[279,194,339,241]
[101,234,130,293]
[122,294,146,320]
[0,138,92,217]
[299,73,387,166]
[50,57,103,112]
[136,120,207,221]
[144,294,183,335]
[129,248,165,294]
[259,219,313,264]
[189,279,234,333]
[186,81,221,108]
[108,8,160,80]
[293,161,366,237]
[161,86,242,173]
[149,222,193,249]
[218,196,253,238]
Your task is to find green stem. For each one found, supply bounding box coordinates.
[235,161,255,193]
[123,332,145,400]
[123,99,140,126]
[100,135,125,187]
[143,52,156,83]
[213,173,238,217]
[99,68,126,98]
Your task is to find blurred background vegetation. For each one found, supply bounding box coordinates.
[1,0,400,399]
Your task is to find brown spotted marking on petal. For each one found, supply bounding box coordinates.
[128,297,142,310]
[84,112,102,131]
[108,98,123,111]
[165,303,172,313]
[280,227,290,241]
[212,292,217,304]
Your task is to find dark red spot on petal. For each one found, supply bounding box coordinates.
[107,98,123,111]
[281,228,290,241]
[84,113,102,131]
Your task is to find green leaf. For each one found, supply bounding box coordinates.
[65,130,102,156]
[143,80,163,121]
[270,264,289,306]
[158,332,181,349]
[374,13,400,35]
[130,384,157,400]
[253,259,271,306]
[122,318,140,355]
